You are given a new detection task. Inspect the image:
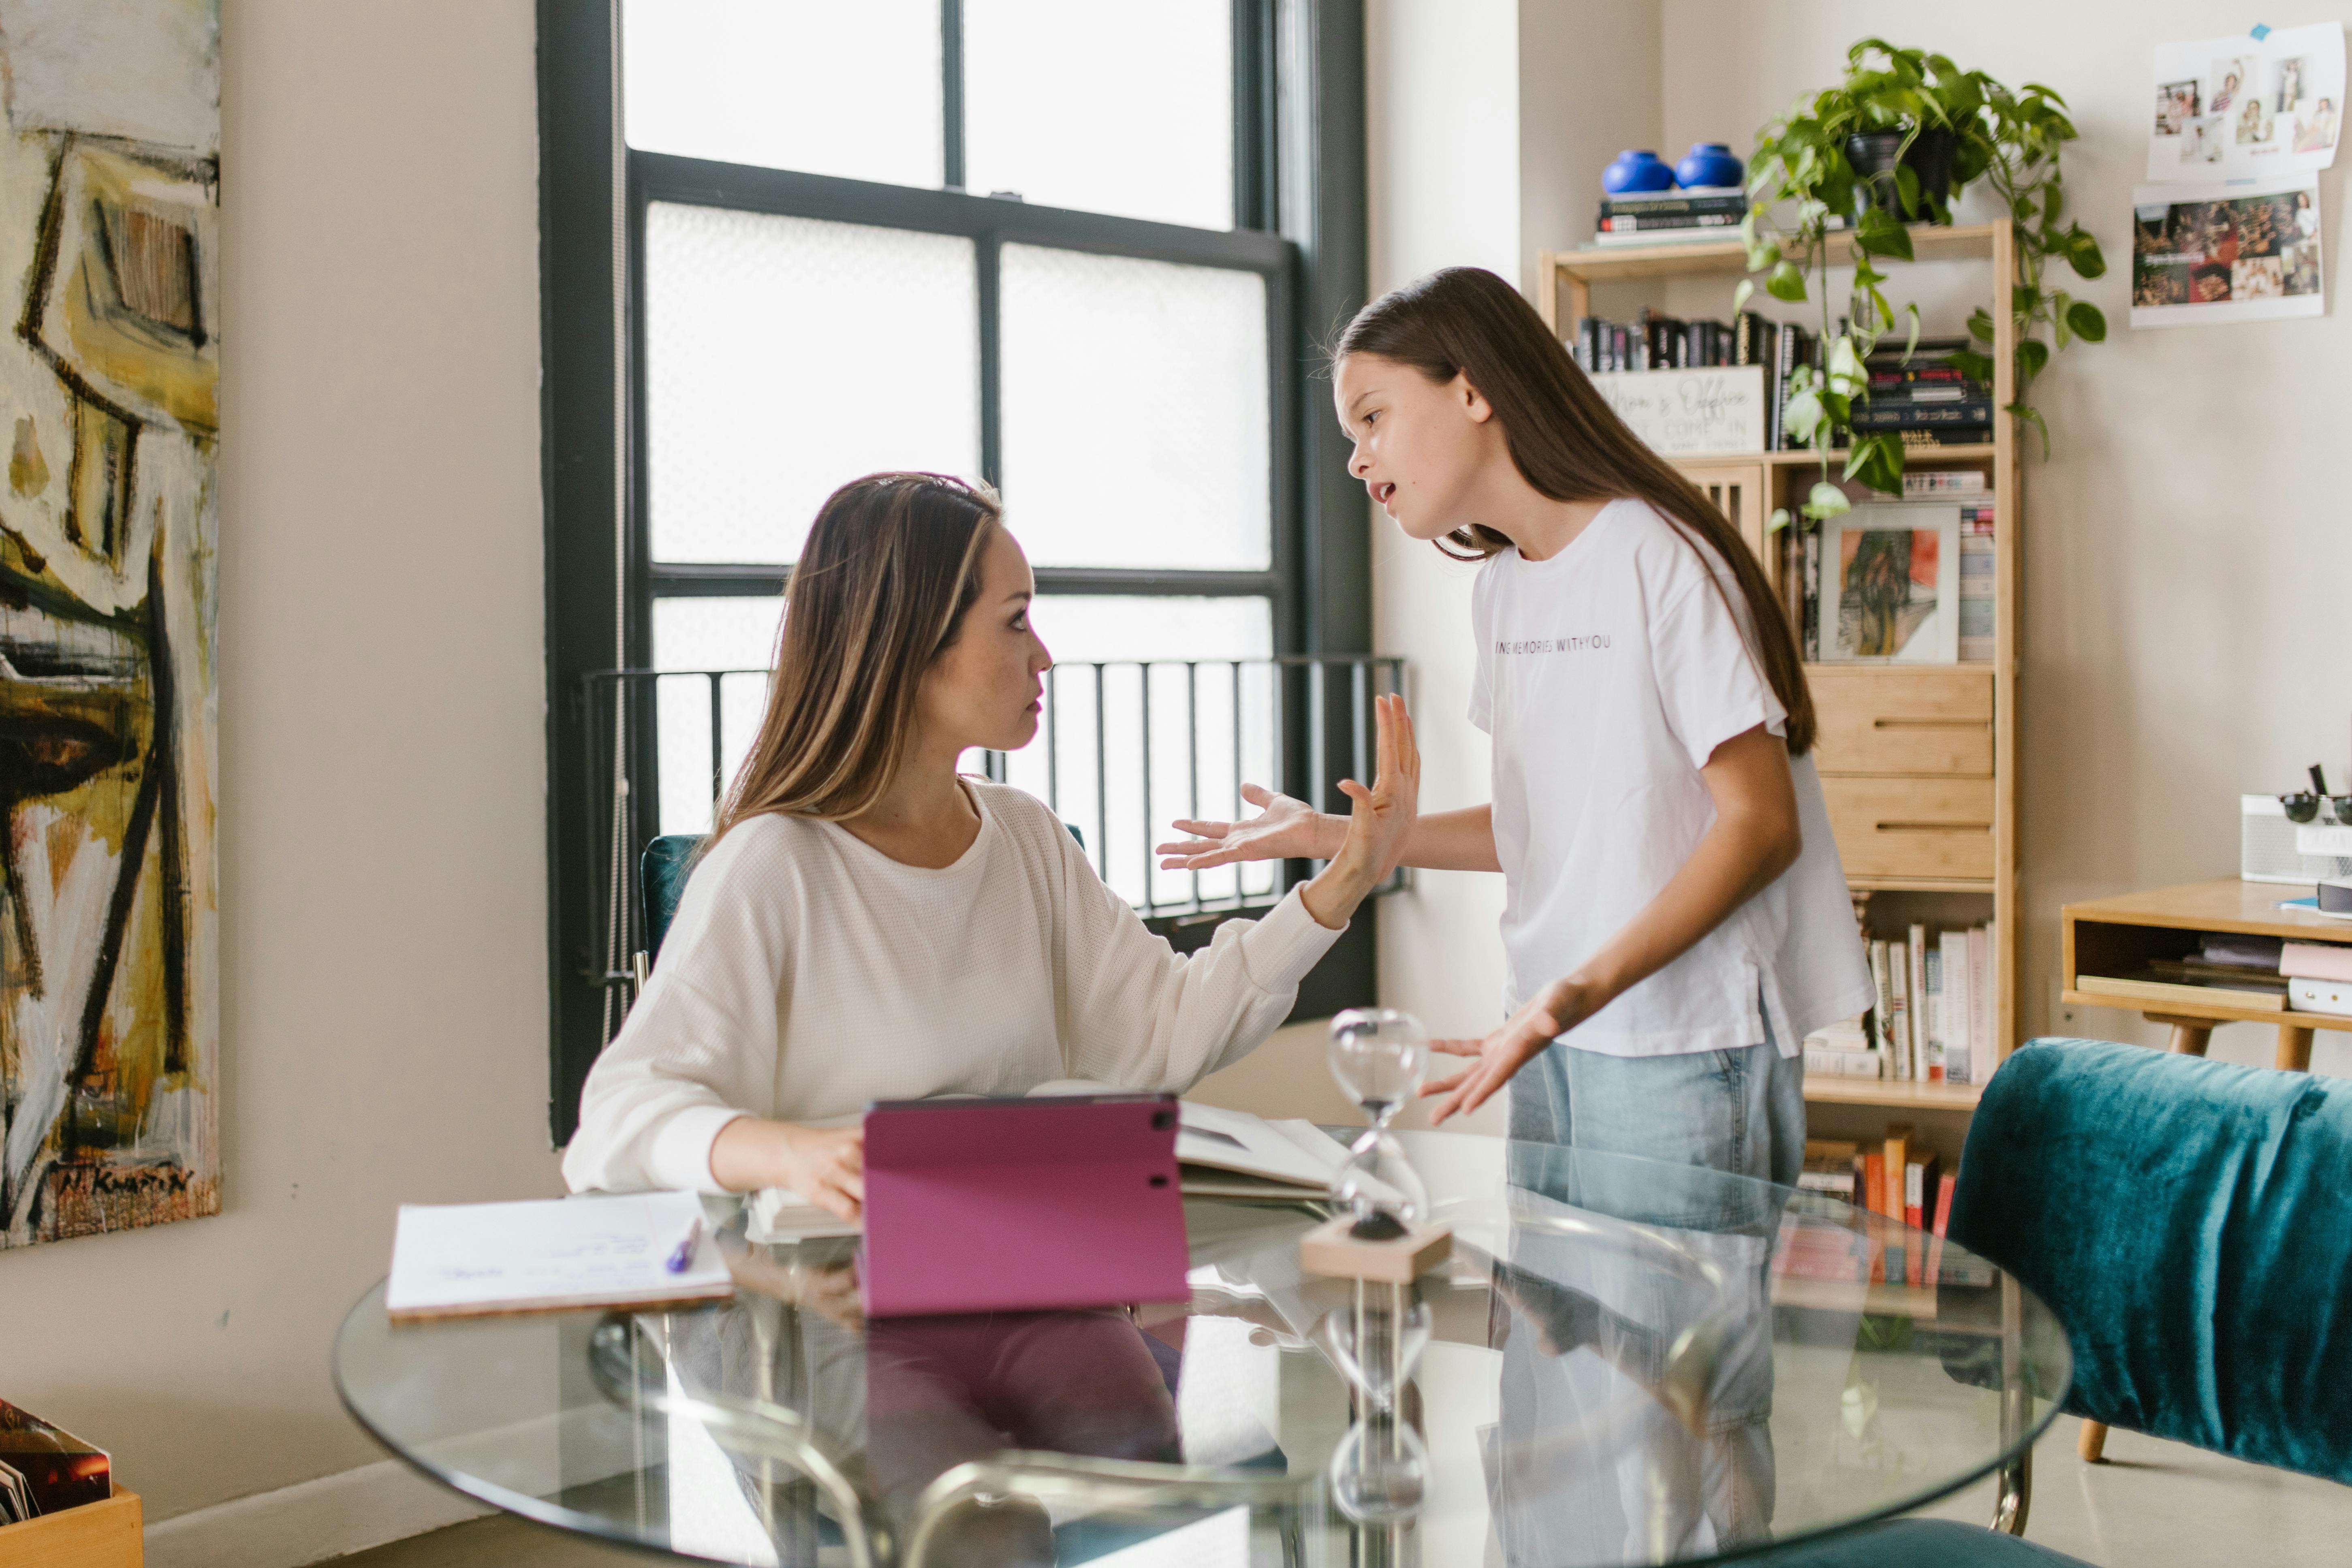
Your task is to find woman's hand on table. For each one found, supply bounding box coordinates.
[712,1118,865,1219]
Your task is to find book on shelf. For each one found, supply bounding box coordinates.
[1908,923,1932,1080]
[1598,187,1746,214]
[1848,399,1994,429]
[1845,923,1993,1085]
[2075,972,2287,1012]
[1903,469,1989,496]
[2279,940,2352,982]
[1591,224,1746,248]
[1596,211,1741,234]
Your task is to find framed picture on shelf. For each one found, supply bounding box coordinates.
[1820,503,1962,663]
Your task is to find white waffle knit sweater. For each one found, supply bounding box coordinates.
[562,781,1344,1195]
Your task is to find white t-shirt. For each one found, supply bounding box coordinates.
[1468,499,1873,1057]
[560,782,1344,1194]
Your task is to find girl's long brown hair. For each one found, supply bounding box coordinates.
[1337,267,1816,756]
[711,472,1000,841]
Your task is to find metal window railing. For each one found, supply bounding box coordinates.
[576,654,1408,1028]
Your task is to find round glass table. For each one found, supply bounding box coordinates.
[335,1132,2070,1567]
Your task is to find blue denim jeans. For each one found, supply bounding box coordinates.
[1504,1010,1806,1189]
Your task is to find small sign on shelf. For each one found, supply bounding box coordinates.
[1589,364,1765,456]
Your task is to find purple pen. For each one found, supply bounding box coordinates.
[665,1216,703,1274]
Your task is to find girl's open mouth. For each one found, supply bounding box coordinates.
[1372,482,1396,508]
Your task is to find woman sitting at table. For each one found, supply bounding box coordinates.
[562,472,1418,1216]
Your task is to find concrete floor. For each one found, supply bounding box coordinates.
[337,1417,2352,1566]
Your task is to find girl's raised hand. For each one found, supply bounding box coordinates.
[1159,784,1339,869]
[1422,975,1600,1124]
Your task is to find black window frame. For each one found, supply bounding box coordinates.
[539,0,1369,1143]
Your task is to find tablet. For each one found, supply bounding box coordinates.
[860,1093,1189,1318]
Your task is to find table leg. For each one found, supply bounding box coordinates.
[2277,1023,2315,1072]
[2143,1014,2213,1056]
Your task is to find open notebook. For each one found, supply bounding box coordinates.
[387,1190,732,1320]
[746,1092,1354,1241]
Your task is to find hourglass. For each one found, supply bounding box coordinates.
[1301,1009,1451,1280]
[1301,1009,1448,1539]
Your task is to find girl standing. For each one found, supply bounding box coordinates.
[1161,268,1871,1183]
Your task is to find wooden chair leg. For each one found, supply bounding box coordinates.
[2077,1419,2109,1464]
[2277,1023,2315,1072]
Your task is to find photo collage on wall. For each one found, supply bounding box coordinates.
[2146,22,2342,181]
[2135,23,2339,328]
[2132,183,2324,325]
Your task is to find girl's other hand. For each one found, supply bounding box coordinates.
[1159,784,1341,869]
[1422,975,1600,1124]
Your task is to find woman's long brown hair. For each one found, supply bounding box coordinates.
[709,472,1000,842]
[1336,267,1816,756]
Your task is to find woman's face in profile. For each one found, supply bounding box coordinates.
[919,526,1053,755]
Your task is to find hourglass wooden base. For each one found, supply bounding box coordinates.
[1299,1215,1453,1283]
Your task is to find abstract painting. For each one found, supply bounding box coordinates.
[1822,506,1959,665]
[0,0,220,1248]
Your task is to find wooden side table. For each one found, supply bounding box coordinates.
[2060,878,2346,1071]
[2058,877,2345,1460]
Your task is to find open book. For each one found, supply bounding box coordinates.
[1175,1101,1352,1201]
[747,1092,1355,1241]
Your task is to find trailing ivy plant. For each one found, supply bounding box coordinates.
[1735,39,2106,526]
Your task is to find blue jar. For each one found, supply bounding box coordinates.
[1675,142,1744,190]
[1602,150,1675,194]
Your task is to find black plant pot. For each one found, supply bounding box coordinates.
[1846,128,1957,224]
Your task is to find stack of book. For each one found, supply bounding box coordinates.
[1846,338,1991,446]
[1806,921,1995,1084]
[2283,940,2352,1016]
[1780,1133,1979,1288]
[2076,931,2289,1013]
[1593,185,1746,246]
[1568,310,1820,453]
[1902,468,1998,663]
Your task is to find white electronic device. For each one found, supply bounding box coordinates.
[2241,795,2352,883]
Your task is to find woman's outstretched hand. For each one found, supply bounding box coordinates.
[1421,975,1602,1124]
[1297,694,1419,929]
[1158,784,1339,870]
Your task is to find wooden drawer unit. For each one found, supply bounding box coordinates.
[1810,667,1993,777]
[1823,776,1995,881]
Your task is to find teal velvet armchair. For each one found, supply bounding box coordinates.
[1771,1036,2352,1565]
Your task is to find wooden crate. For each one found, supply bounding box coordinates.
[0,1489,141,1568]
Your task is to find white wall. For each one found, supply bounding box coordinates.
[1357,2,1661,1105]
[0,0,558,1529]
[1658,0,2352,1075]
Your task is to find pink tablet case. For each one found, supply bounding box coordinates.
[860,1094,1190,1318]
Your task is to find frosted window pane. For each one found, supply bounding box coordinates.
[624,0,942,188]
[1003,597,1277,910]
[653,597,783,837]
[1000,246,1268,570]
[647,205,980,564]
[966,0,1231,228]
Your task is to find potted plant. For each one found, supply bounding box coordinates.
[1736,39,2106,522]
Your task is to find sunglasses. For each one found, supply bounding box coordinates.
[2282,765,2348,824]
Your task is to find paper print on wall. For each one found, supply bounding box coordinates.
[1821,505,1960,665]
[2146,23,2342,181]
[2131,177,2323,327]
[0,0,220,1249]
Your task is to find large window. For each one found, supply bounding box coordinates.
[541,2,1369,1139]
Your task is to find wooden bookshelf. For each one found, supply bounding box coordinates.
[1537,219,2022,1119]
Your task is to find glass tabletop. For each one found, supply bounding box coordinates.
[334,1132,2070,1567]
